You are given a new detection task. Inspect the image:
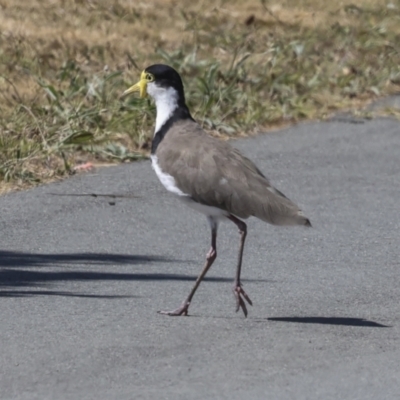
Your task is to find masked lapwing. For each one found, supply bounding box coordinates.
[123,64,311,317]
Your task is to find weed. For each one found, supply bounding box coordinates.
[1,0,400,191]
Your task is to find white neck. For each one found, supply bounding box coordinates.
[147,84,179,134]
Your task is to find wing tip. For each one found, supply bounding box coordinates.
[297,211,312,227]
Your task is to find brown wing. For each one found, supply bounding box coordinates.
[156,120,310,226]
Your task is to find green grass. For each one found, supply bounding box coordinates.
[1,0,400,191]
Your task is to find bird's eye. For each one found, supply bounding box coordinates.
[146,73,154,82]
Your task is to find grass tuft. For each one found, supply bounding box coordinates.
[1,0,400,191]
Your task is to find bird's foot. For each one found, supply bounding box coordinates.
[158,301,190,316]
[233,283,253,317]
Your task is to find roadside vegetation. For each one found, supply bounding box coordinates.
[1,0,400,192]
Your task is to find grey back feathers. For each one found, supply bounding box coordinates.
[155,119,311,227]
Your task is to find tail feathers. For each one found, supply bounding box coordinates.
[252,190,311,227]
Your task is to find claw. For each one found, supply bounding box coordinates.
[158,301,190,316]
[240,288,253,306]
[233,284,253,317]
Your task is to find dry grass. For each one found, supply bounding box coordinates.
[1,0,400,191]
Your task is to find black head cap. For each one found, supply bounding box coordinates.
[145,64,186,106]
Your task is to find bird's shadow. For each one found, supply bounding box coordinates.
[0,250,269,298]
[188,315,390,328]
[267,316,390,328]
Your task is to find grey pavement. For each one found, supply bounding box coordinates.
[0,116,400,399]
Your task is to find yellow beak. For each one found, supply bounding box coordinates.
[122,71,147,98]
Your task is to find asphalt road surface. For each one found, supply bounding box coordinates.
[1,115,399,399]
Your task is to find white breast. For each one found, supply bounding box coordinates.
[151,155,187,196]
[150,155,228,219]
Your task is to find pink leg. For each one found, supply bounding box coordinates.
[228,215,253,317]
[158,222,217,316]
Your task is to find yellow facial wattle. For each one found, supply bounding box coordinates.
[123,71,148,98]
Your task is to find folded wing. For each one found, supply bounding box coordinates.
[156,120,311,227]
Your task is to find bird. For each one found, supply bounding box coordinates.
[123,64,311,317]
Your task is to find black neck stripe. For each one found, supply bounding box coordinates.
[151,106,194,154]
